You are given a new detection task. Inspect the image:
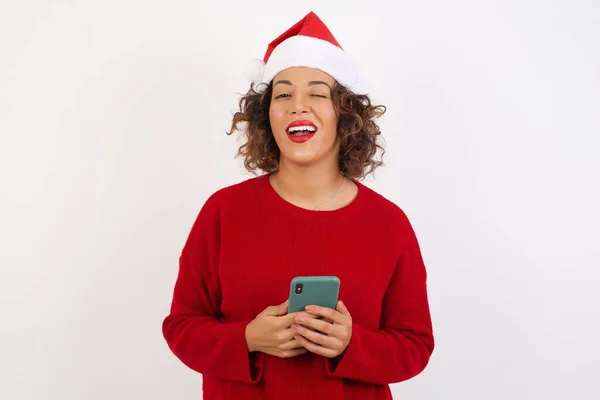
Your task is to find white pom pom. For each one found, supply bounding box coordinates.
[244,58,265,84]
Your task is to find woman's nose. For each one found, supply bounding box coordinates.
[291,96,309,114]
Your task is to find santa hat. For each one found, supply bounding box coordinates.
[245,11,364,94]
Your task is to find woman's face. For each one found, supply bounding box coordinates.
[269,67,339,168]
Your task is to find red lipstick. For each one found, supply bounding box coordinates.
[286,120,317,143]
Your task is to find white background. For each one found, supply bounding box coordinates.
[1,1,599,399]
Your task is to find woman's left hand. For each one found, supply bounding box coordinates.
[291,300,352,358]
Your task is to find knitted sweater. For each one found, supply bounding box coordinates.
[162,174,434,399]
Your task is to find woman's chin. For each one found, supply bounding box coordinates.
[280,152,320,167]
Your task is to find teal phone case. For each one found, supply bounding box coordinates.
[288,276,340,313]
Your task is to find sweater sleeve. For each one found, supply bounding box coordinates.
[162,193,264,384]
[326,212,434,384]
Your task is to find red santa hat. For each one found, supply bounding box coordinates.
[245,11,364,94]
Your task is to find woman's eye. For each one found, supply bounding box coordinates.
[274,93,327,99]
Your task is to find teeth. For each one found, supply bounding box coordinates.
[288,125,316,134]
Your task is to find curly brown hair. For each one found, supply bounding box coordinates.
[226,80,386,180]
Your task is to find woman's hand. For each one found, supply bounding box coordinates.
[291,300,352,358]
[246,299,315,358]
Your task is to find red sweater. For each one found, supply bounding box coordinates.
[162,174,434,399]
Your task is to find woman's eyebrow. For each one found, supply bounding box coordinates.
[308,81,331,89]
[273,80,331,90]
[273,80,292,87]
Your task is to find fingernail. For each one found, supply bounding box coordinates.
[295,316,304,323]
[305,306,315,312]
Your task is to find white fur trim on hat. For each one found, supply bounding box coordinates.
[260,35,364,94]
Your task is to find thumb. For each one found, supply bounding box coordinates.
[264,299,289,316]
[277,299,290,315]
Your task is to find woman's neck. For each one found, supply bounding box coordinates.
[269,159,356,211]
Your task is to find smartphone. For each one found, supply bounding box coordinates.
[287,276,340,313]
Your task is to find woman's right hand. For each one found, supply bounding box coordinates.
[245,299,310,358]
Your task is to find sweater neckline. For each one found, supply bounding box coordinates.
[259,172,366,221]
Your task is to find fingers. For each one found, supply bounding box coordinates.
[292,321,349,350]
[278,310,317,328]
[291,322,342,350]
[279,337,304,351]
[277,327,298,343]
[270,330,307,357]
[279,347,307,358]
[293,314,342,337]
[291,302,352,358]
[305,303,350,326]
[275,330,306,357]
[294,334,338,358]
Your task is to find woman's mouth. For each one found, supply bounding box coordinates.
[286,120,317,143]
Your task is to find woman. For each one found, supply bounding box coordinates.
[162,11,434,400]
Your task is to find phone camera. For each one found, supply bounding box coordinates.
[295,283,303,294]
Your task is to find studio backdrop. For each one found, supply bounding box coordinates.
[1,1,599,399]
